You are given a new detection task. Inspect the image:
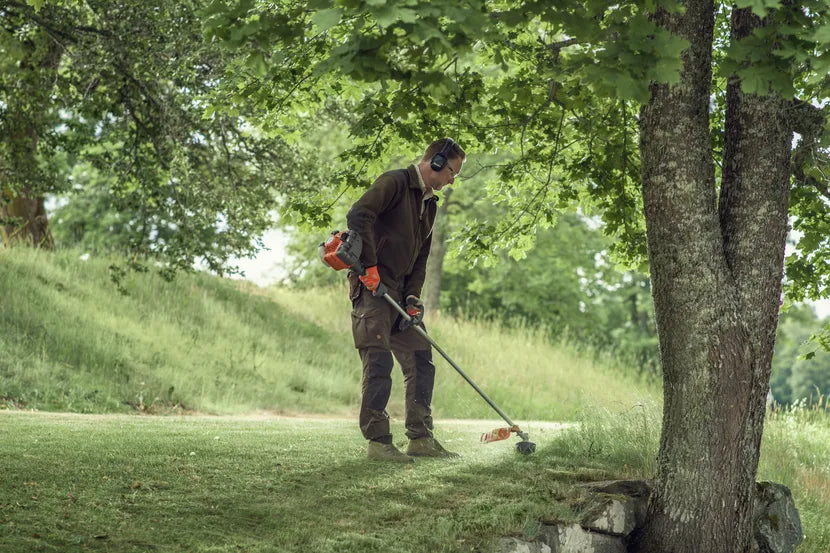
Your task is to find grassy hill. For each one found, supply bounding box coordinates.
[0,247,655,420]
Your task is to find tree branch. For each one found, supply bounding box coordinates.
[789,100,829,200]
[788,99,825,138]
[7,1,113,40]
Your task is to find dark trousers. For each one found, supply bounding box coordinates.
[349,278,434,442]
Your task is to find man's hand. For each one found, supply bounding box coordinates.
[405,295,424,324]
[359,266,381,292]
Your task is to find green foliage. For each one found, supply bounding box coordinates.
[199,0,830,306]
[0,0,326,272]
[201,0,826,272]
[199,1,684,266]
[442,212,659,375]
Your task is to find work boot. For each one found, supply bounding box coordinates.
[406,437,460,458]
[367,441,414,463]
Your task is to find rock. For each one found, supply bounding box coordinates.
[754,482,804,553]
[579,496,647,536]
[577,480,651,537]
[579,479,653,499]
[501,479,803,553]
[496,537,551,553]
[537,523,626,553]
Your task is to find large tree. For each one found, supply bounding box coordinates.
[204,1,830,551]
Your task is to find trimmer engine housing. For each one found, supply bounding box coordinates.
[319,230,364,273]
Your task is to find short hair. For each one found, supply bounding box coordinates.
[422,139,466,164]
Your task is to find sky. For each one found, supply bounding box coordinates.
[229,228,291,286]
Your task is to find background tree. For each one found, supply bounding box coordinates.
[0,0,324,273]
[771,305,830,405]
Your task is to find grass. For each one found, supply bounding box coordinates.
[760,396,830,551]
[0,246,654,420]
[1,247,828,552]
[0,412,613,553]
[3,404,826,553]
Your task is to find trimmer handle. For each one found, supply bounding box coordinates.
[319,230,387,296]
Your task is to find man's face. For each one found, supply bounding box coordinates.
[431,157,462,191]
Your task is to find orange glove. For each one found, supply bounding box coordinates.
[359,265,380,291]
[405,295,424,324]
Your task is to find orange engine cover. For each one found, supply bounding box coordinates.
[319,231,350,271]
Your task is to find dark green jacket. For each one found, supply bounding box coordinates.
[346,165,438,298]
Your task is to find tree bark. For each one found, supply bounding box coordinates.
[423,187,452,315]
[635,3,791,552]
[1,126,54,249]
[1,188,54,249]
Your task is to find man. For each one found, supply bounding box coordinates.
[345,138,466,463]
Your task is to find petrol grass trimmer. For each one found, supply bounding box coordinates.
[320,230,537,456]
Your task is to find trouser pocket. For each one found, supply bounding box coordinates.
[351,288,392,350]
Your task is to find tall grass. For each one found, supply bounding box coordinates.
[0,247,656,419]
[550,397,829,553]
[0,248,356,414]
[266,285,657,421]
[760,395,830,551]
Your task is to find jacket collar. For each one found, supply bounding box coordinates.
[407,164,440,203]
[407,165,421,190]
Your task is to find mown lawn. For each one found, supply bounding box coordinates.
[1,412,599,553]
[2,402,829,553]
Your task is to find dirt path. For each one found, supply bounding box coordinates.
[0,409,574,431]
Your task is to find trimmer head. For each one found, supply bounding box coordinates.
[516,440,536,455]
[482,425,536,455]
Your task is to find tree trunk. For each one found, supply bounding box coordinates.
[1,188,53,249]
[423,187,452,315]
[635,3,791,553]
[1,123,54,249]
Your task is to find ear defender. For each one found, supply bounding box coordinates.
[430,138,456,172]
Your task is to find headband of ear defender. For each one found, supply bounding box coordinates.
[430,138,456,172]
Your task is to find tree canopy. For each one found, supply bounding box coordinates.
[202,0,828,265]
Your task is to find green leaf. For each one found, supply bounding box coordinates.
[737,67,768,95]
[810,23,830,45]
[734,0,782,17]
[246,52,267,76]
[371,6,418,27]
[311,8,344,33]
